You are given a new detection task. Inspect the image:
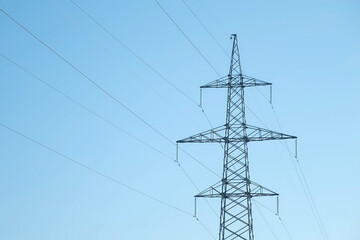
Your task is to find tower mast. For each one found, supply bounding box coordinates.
[177,34,297,240]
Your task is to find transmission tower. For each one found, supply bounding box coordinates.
[177,34,297,240]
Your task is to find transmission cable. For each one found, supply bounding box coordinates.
[0,52,174,162]
[0,8,219,178]
[2,51,220,219]
[1,52,219,238]
[49,0,203,130]
[181,0,229,58]
[2,7,221,223]
[69,0,217,130]
[248,86,329,240]
[259,88,330,240]
[197,0,229,38]
[0,121,217,239]
[69,0,199,107]
[254,199,294,240]
[153,0,221,77]
[253,201,280,240]
[0,121,192,216]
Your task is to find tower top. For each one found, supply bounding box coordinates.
[229,34,242,76]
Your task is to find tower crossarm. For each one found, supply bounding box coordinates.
[195,178,278,199]
[176,124,296,143]
[177,125,226,143]
[245,124,297,142]
[200,74,271,89]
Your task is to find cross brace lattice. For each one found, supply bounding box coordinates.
[177,34,296,240]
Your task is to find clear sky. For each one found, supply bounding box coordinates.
[0,0,359,239]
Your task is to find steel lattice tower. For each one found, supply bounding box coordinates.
[177,34,297,240]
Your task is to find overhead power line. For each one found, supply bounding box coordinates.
[1,50,220,220]
[69,0,199,107]
[253,202,280,240]
[49,0,203,130]
[0,121,192,216]
[69,0,217,131]
[0,8,219,178]
[1,51,219,238]
[0,52,173,161]
[246,87,329,240]
[253,199,295,240]
[153,0,221,77]
[0,120,218,239]
[181,0,230,58]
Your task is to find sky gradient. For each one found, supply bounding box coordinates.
[0,0,359,239]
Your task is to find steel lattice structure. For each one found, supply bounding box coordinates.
[177,34,297,240]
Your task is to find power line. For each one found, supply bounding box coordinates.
[269,102,330,240]
[69,0,219,131]
[69,0,199,107]
[68,1,223,145]
[0,121,218,239]
[253,201,280,240]
[0,8,219,178]
[0,121,192,216]
[197,0,229,38]
[247,86,329,240]
[153,0,221,77]
[278,216,294,240]
[246,98,328,240]
[0,52,174,162]
[196,217,217,240]
[1,51,221,239]
[181,0,230,58]
[1,50,222,221]
[49,0,203,131]
[254,199,294,240]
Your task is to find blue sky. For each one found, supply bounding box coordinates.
[0,0,359,239]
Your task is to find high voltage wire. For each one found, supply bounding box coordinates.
[253,202,280,240]
[1,9,222,235]
[0,51,220,238]
[253,200,293,240]
[1,50,220,220]
[246,98,328,240]
[0,52,175,162]
[153,0,221,77]
[253,199,295,240]
[197,0,229,38]
[69,0,217,131]
[245,88,324,238]
[69,0,200,107]
[247,87,329,240]
[181,0,230,58]
[0,8,219,178]
[0,121,218,239]
[267,95,329,240]
[0,121,192,216]
[48,2,223,215]
[49,0,204,131]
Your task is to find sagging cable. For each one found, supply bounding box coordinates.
[194,197,197,217]
[176,143,179,163]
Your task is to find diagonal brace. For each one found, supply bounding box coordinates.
[200,74,272,89]
[177,124,296,143]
